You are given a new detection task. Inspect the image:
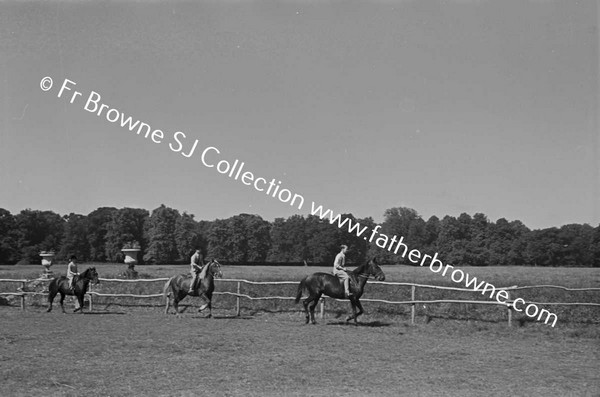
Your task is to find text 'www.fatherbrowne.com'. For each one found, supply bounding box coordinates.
[309,202,559,327]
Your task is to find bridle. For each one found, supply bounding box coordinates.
[357,260,383,280]
[209,260,223,278]
[80,268,99,283]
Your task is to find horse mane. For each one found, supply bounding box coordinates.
[350,258,373,276]
[350,257,377,276]
[80,267,96,279]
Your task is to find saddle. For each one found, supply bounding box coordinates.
[335,271,358,290]
[347,273,358,290]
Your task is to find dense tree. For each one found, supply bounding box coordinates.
[423,215,441,253]
[87,207,118,261]
[59,213,90,260]
[351,216,376,265]
[525,228,562,267]
[555,224,595,267]
[144,205,180,264]
[304,215,343,264]
[591,224,600,267]
[174,212,201,262]
[506,220,530,266]
[243,215,272,262]
[104,208,148,262]
[0,209,19,264]
[195,220,212,259]
[435,215,461,264]
[206,214,271,262]
[14,209,65,263]
[268,215,308,262]
[464,213,489,266]
[0,204,596,267]
[368,207,428,264]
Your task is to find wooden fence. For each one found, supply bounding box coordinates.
[1,277,599,326]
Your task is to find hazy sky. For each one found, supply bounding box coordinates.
[1,0,598,230]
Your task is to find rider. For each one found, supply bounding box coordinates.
[333,245,353,297]
[67,255,79,292]
[188,249,204,294]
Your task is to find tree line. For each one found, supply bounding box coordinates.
[0,205,598,267]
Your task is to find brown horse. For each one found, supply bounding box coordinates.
[295,257,385,325]
[163,259,223,317]
[47,267,100,313]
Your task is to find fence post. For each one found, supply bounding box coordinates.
[320,298,324,319]
[88,284,93,312]
[507,290,512,327]
[236,281,241,317]
[411,285,415,325]
[21,282,25,311]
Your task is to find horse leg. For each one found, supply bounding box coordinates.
[164,293,171,314]
[198,292,209,312]
[59,292,67,314]
[302,295,313,324]
[75,294,84,314]
[174,292,185,314]
[353,299,364,325]
[308,293,322,325]
[47,288,57,312]
[346,299,358,323]
[204,292,213,318]
[205,300,212,318]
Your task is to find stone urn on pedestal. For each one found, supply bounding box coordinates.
[121,243,140,279]
[39,251,56,279]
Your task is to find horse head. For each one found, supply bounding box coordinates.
[208,260,223,279]
[83,267,100,284]
[367,258,385,281]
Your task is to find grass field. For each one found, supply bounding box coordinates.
[1,307,599,396]
[1,264,599,396]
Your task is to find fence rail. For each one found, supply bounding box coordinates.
[1,277,599,326]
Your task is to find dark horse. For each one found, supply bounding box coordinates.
[295,257,385,325]
[47,267,100,314]
[163,259,223,317]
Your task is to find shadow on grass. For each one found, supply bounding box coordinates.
[167,313,255,320]
[75,310,127,315]
[326,320,393,327]
[211,315,255,320]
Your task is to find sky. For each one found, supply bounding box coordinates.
[1,0,598,231]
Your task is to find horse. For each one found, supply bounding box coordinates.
[163,259,223,317]
[295,257,385,325]
[47,267,100,314]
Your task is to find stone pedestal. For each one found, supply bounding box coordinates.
[121,248,141,273]
[39,252,55,279]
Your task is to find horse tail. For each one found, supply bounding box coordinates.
[295,276,306,304]
[47,278,57,300]
[163,277,174,301]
